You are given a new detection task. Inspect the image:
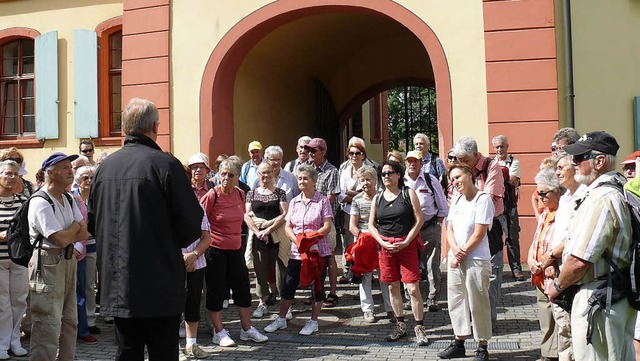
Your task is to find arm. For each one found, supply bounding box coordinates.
[317,217,332,236]
[244,202,261,235]
[183,230,211,271]
[531,192,541,220]
[395,188,424,251]
[47,222,82,248]
[74,220,90,242]
[349,213,360,239]
[446,221,460,268]
[167,160,205,246]
[285,220,297,243]
[546,254,592,301]
[527,239,542,275]
[461,223,490,255]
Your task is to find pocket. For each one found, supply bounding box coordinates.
[28,252,61,294]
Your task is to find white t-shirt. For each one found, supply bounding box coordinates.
[448,191,495,261]
[552,184,588,251]
[28,189,83,249]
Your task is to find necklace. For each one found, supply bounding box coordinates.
[0,194,15,208]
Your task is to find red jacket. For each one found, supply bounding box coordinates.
[295,231,325,293]
[345,232,379,277]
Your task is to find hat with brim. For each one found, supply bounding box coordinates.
[41,152,79,171]
[406,150,423,161]
[305,138,327,152]
[562,131,619,156]
[621,150,640,165]
[188,153,210,169]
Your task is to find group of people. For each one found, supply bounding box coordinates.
[0,95,636,361]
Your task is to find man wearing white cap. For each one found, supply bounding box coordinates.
[188,153,213,201]
[240,141,264,190]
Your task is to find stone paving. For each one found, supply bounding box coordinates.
[12,266,544,360]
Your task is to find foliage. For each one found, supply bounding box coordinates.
[387,86,438,153]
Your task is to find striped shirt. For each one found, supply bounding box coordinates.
[566,172,632,284]
[182,206,210,270]
[0,193,27,260]
[350,192,373,232]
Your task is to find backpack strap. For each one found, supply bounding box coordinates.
[423,172,439,211]
[430,154,439,178]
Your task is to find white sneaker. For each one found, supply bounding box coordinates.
[285,306,293,320]
[264,317,287,333]
[0,351,8,360]
[179,319,186,338]
[10,346,28,357]
[222,299,229,309]
[212,328,236,347]
[239,326,268,343]
[299,319,318,336]
[252,303,268,318]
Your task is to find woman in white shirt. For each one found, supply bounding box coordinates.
[438,163,494,361]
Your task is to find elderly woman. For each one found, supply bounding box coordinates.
[261,145,299,202]
[245,163,289,318]
[527,169,562,361]
[386,150,405,165]
[264,163,333,336]
[438,163,494,361]
[348,165,392,323]
[200,159,268,347]
[0,160,28,358]
[188,153,213,200]
[0,147,34,197]
[369,160,426,345]
[72,166,98,345]
[338,142,367,280]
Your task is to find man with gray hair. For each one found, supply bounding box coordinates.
[491,135,524,281]
[284,136,312,174]
[414,133,447,190]
[547,131,635,360]
[552,127,580,155]
[453,136,505,328]
[89,98,203,360]
[28,152,90,360]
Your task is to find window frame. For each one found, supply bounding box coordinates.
[96,19,123,146]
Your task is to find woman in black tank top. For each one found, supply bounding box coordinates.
[368,160,427,345]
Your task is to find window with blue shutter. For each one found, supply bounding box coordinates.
[35,30,58,139]
[0,38,35,137]
[74,29,98,138]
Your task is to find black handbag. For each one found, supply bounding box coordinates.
[552,284,581,313]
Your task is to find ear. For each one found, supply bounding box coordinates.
[153,121,159,134]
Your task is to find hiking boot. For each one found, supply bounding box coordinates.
[473,346,489,361]
[185,344,207,359]
[239,326,268,343]
[385,321,407,342]
[438,340,466,359]
[414,325,429,346]
[426,298,439,312]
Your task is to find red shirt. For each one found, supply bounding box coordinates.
[201,186,245,250]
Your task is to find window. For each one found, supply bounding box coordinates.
[0,39,35,137]
[97,23,122,144]
[108,31,122,135]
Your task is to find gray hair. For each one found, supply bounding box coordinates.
[122,98,159,136]
[413,133,429,146]
[553,127,580,145]
[296,163,318,183]
[348,136,365,148]
[534,169,560,190]
[453,136,478,158]
[297,136,312,147]
[74,165,95,184]
[44,166,55,184]
[218,159,241,175]
[0,160,19,173]
[72,155,89,167]
[356,165,377,182]
[591,151,617,172]
[492,135,508,145]
[264,145,283,160]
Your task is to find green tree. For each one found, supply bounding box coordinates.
[387,86,438,154]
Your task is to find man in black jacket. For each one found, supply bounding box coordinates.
[88,98,203,361]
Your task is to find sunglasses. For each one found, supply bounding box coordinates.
[81,148,94,153]
[447,155,457,161]
[81,175,93,181]
[537,190,555,198]
[348,151,363,157]
[381,171,396,177]
[6,157,22,164]
[219,172,236,179]
[572,153,599,164]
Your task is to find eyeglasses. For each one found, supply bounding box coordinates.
[219,172,236,179]
[307,148,318,154]
[190,165,207,170]
[572,153,599,164]
[447,155,457,161]
[81,148,94,154]
[6,157,22,164]
[81,175,93,182]
[267,158,282,163]
[537,190,555,198]
[381,171,396,177]
[348,151,363,157]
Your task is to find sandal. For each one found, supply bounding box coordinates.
[323,293,339,308]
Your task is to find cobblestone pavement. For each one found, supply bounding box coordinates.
[13,267,544,360]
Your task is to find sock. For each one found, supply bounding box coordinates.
[396,316,405,323]
[415,319,423,326]
[455,339,465,347]
[186,338,196,347]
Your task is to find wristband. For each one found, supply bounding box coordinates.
[553,280,563,292]
[193,250,201,258]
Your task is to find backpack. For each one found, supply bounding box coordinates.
[7,190,72,267]
[481,157,518,212]
[597,179,640,310]
[429,154,449,196]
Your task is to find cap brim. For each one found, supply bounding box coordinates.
[561,143,590,155]
[621,160,636,165]
[67,154,80,162]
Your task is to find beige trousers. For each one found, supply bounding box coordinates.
[537,288,559,358]
[447,259,492,341]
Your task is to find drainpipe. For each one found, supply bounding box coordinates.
[563,0,575,128]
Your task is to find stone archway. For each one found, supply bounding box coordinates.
[199,0,453,159]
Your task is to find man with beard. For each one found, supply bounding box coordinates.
[547,131,636,360]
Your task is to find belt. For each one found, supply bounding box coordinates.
[421,217,438,230]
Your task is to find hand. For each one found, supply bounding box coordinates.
[183,252,196,269]
[453,246,467,262]
[394,240,411,252]
[530,262,542,275]
[0,230,6,241]
[544,264,558,279]
[450,258,459,268]
[74,248,82,259]
[546,282,559,302]
[382,241,398,252]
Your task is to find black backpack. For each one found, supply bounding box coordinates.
[7,190,72,267]
[429,154,449,195]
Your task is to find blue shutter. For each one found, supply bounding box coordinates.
[73,30,98,138]
[35,31,59,139]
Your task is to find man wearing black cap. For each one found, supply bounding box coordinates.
[88,98,203,360]
[547,131,635,360]
[28,152,90,360]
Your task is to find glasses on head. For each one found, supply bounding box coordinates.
[348,151,363,157]
[219,172,236,179]
[537,190,555,198]
[81,148,94,154]
[81,175,93,182]
[572,153,599,164]
[381,171,396,177]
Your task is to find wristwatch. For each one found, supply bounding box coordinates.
[193,250,201,258]
[553,280,563,292]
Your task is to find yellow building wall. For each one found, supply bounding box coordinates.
[0,0,123,180]
[561,0,640,159]
[171,0,490,162]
